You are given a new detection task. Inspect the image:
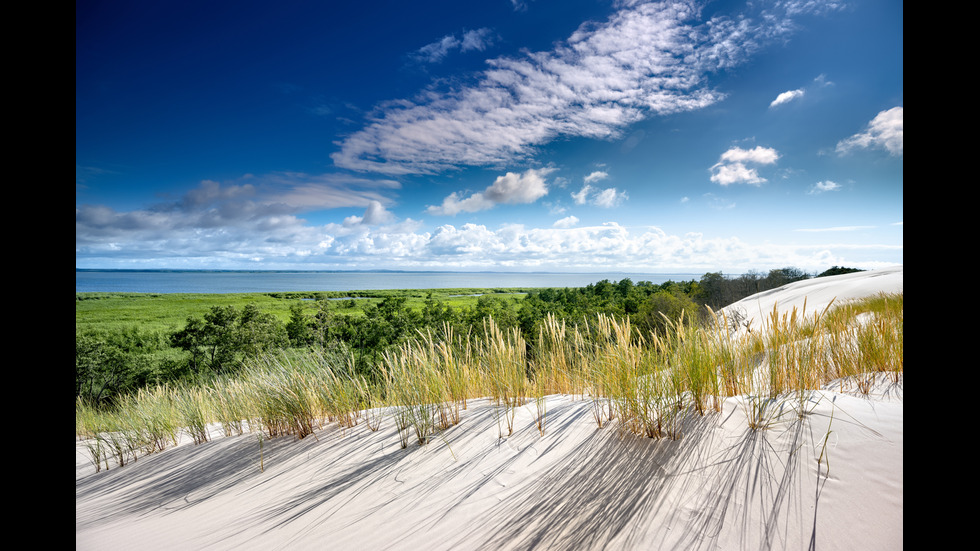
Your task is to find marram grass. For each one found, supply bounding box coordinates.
[78,293,902,469]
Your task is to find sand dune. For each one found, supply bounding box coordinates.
[76,267,903,550]
[721,265,903,333]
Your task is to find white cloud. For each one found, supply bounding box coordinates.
[426,167,555,215]
[332,0,816,175]
[571,183,627,207]
[343,200,397,226]
[412,35,461,63]
[813,73,833,87]
[711,163,764,186]
[461,28,495,52]
[769,88,804,108]
[808,180,841,194]
[593,187,628,208]
[553,215,579,228]
[719,146,780,165]
[77,209,902,272]
[710,146,779,186]
[571,184,593,205]
[583,171,609,184]
[75,173,404,256]
[836,106,903,156]
[411,28,496,64]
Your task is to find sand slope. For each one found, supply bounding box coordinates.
[721,265,904,333]
[76,267,903,550]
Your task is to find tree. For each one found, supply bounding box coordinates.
[311,299,334,346]
[170,304,286,375]
[75,329,154,405]
[817,266,863,277]
[696,272,728,309]
[634,290,702,337]
[286,303,312,346]
[237,303,288,357]
[765,267,810,288]
[171,306,238,374]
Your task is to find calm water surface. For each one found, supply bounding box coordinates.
[75,271,702,294]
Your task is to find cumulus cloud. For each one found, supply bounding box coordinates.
[836,106,903,156]
[769,88,804,108]
[710,146,779,186]
[808,180,841,194]
[710,163,765,186]
[719,146,780,165]
[343,200,397,226]
[77,206,902,272]
[402,222,897,272]
[553,215,579,228]
[333,0,818,175]
[426,167,555,215]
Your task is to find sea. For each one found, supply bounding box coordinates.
[75,270,704,294]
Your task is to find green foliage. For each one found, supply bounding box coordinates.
[633,289,702,338]
[286,303,312,346]
[75,327,165,405]
[817,266,864,277]
[169,304,287,376]
[697,268,812,309]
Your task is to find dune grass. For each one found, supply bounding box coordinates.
[78,293,903,470]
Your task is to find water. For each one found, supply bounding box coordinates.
[75,270,703,294]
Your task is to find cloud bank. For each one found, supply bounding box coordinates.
[77,213,900,272]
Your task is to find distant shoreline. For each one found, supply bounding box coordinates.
[75,268,700,276]
[76,270,704,294]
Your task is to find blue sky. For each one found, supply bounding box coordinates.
[76,0,903,273]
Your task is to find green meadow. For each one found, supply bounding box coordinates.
[76,288,531,333]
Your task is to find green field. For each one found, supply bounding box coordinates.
[76,288,532,333]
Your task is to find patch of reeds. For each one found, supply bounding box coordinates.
[175,383,212,445]
[479,317,528,438]
[77,292,902,471]
[381,344,440,446]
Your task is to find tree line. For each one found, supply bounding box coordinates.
[76,266,861,406]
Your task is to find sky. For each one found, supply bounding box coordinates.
[76,0,903,274]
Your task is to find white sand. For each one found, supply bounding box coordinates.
[76,266,903,550]
[721,265,904,333]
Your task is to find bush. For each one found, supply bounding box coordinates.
[634,290,703,338]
